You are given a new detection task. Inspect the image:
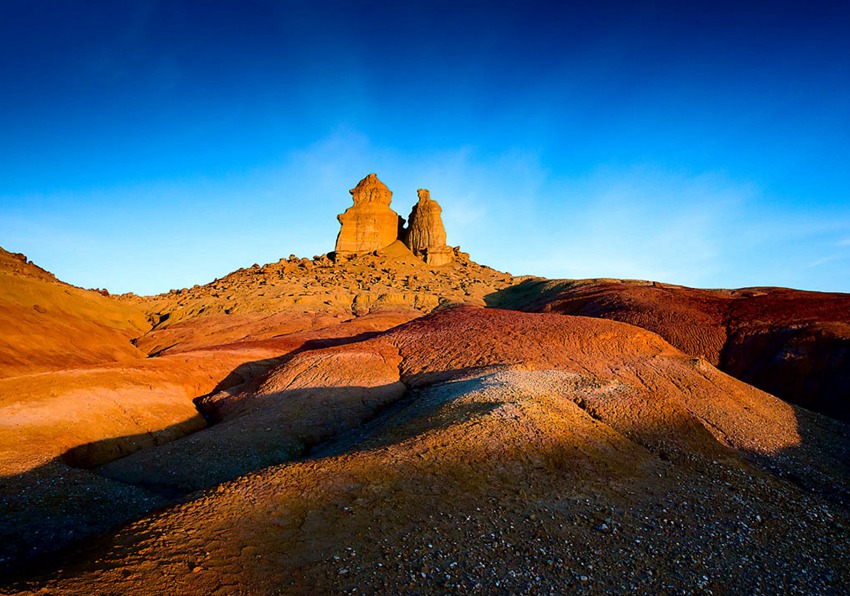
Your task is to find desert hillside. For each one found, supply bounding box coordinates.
[1,175,849,594]
[126,241,516,356]
[493,278,850,422]
[0,247,149,377]
[3,305,848,594]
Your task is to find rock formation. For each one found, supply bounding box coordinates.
[6,190,850,593]
[334,174,405,256]
[334,175,455,266]
[403,189,454,266]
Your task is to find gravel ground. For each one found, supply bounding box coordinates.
[5,370,848,595]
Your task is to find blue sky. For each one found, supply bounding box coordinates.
[1,0,848,294]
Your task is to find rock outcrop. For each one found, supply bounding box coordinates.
[334,175,455,265]
[334,174,405,256]
[404,189,454,266]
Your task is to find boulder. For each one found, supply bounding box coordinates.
[422,245,455,266]
[334,174,404,255]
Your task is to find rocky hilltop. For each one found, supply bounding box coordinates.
[130,240,514,357]
[1,175,850,594]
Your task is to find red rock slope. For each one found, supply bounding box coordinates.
[492,279,850,422]
[8,307,847,594]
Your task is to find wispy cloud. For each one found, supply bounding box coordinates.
[492,166,757,286]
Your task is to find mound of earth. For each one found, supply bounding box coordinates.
[0,247,148,377]
[4,307,849,594]
[127,243,516,355]
[492,279,850,422]
[0,308,420,574]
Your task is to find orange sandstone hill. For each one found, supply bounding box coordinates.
[0,247,148,377]
[1,174,849,594]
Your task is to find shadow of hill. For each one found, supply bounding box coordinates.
[484,278,575,311]
[315,368,850,508]
[61,415,207,470]
[97,381,408,493]
[749,404,850,508]
[720,323,850,422]
[0,446,189,581]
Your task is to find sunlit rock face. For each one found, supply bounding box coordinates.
[404,189,454,266]
[334,174,405,255]
[335,175,454,265]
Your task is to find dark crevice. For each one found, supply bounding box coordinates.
[146,343,179,358]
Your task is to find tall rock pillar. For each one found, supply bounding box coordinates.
[404,189,454,266]
[334,174,405,256]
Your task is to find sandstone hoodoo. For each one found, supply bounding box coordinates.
[334,173,404,255]
[334,174,455,266]
[404,188,454,266]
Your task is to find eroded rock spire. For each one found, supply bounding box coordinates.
[334,174,405,255]
[334,174,454,265]
[403,189,453,265]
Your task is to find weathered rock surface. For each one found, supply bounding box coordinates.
[0,247,148,378]
[404,189,453,265]
[492,278,850,422]
[9,307,850,594]
[334,174,404,255]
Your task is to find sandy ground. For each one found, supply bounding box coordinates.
[3,307,848,594]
